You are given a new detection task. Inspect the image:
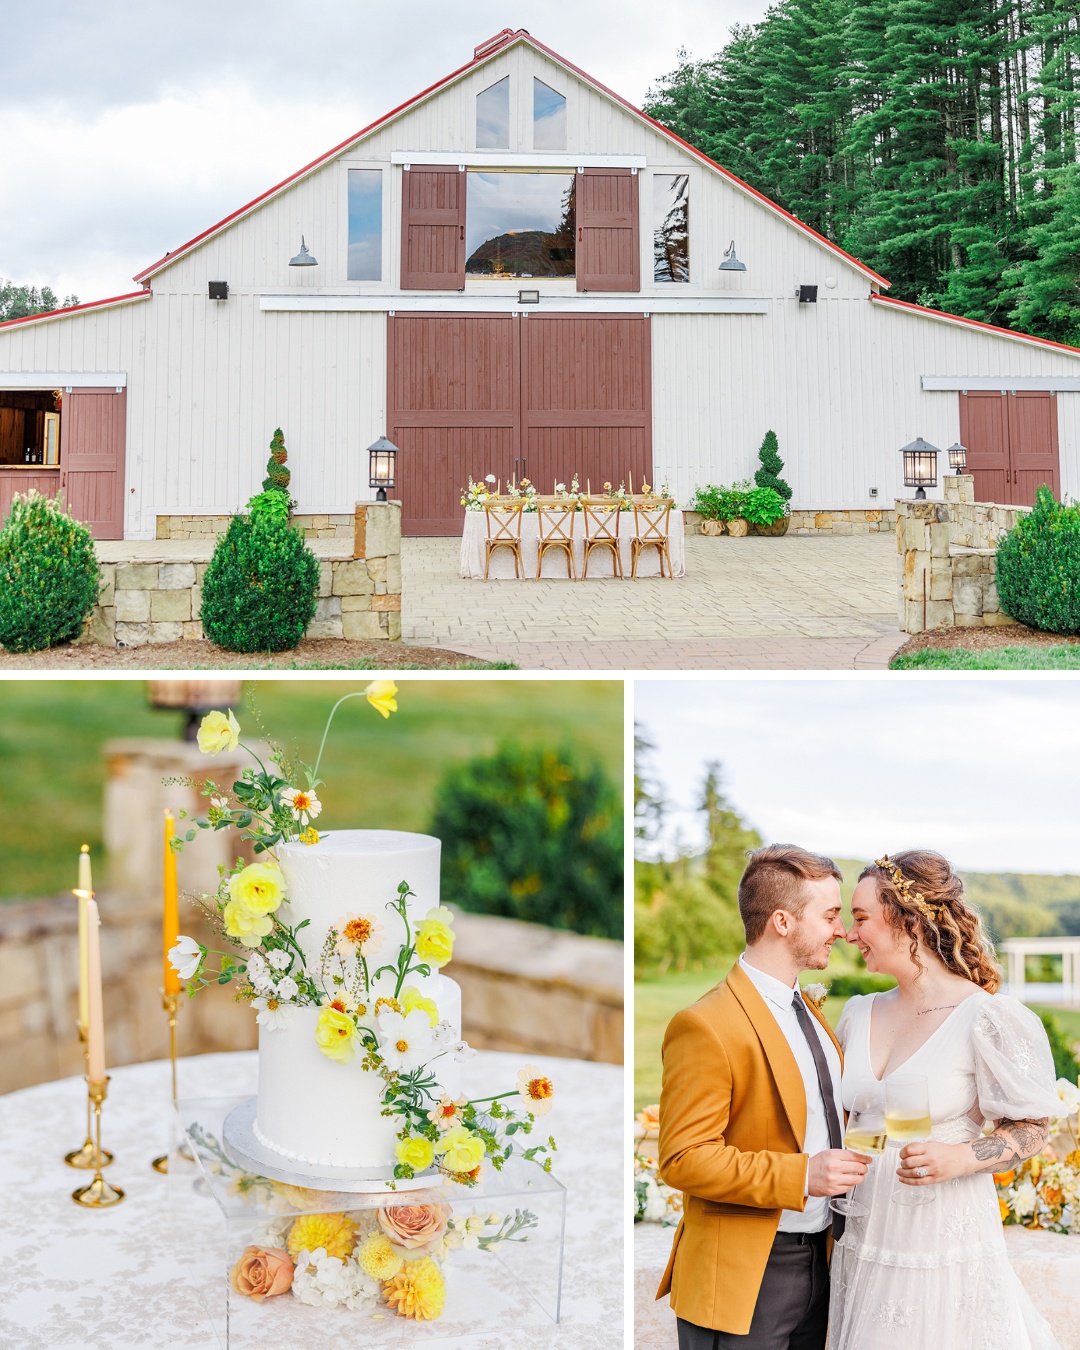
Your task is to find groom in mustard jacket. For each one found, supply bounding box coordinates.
[656,844,869,1349]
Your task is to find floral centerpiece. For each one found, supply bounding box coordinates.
[506,477,539,511]
[168,684,557,1197]
[460,475,499,510]
[633,1104,681,1226]
[996,1077,1080,1234]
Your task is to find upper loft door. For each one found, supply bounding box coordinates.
[959,390,1059,507]
[60,387,126,539]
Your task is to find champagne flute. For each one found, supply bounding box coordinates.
[886,1073,935,1207]
[831,1088,886,1218]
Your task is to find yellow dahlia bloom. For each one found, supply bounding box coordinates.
[357,1233,404,1280]
[315,1004,357,1063]
[395,1135,435,1172]
[415,906,455,968]
[401,985,439,1027]
[433,1125,485,1174]
[197,708,240,755]
[228,862,286,917]
[285,1211,356,1260]
[383,1257,446,1321]
[365,680,399,719]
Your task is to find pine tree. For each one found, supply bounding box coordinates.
[700,763,762,902]
[754,430,793,501]
[262,427,291,494]
[1008,160,1080,343]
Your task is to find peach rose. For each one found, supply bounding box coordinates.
[229,1246,294,1301]
[635,1104,660,1137]
[378,1203,453,1256]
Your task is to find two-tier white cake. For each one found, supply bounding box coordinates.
[251,830,462,1173]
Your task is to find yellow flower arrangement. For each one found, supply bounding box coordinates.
[223,900,274,947]
[315,1004,358,1063]
[415,906,455,968]
[357,1233,403,1281]
[228,862,286,916]
[401,985,439,1027]
[395,1135,436,1172]
[365,680,399,720]
[285,1211,357,1260]
[197,708,240,755]
[383,1257,446,1320]
[434,1125,485,1174]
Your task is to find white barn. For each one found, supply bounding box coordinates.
[2,27,1079,540]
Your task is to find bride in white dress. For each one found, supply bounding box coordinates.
[828,851,1062,1350]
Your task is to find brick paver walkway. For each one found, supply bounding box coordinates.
[403,534,903,670]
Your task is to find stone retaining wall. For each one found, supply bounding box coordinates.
[683,507,895,536]
[157,513,354,541]
[81,501,401,646]
[896,476,1026,633]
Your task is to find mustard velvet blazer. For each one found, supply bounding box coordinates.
[655,962,844,1335]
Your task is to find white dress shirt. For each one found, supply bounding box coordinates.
[738,954,844,1233]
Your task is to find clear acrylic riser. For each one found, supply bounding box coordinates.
[168,1096,566,1348]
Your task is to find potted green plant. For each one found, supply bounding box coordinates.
[690,484,727,535]
[745,485,789,536]
[722,481,752,536]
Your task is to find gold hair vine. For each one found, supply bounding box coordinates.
[874,855,947,921]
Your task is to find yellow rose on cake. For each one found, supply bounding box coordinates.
[197,708,240,755]
[434,1125,486,1175]
[401,984,439,1027]
[415,906,455,968]
[223,861,286,947]
[315,1002,358,1063]
[394,1135,436,1173]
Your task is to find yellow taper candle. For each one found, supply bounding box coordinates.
[76,846,91,1031]
[86,898,106,1083]
[163,811,180,996]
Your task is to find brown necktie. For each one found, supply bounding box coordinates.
[792,989,845,1238]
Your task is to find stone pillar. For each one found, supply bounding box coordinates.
[895,498,954,634]
[324,499,402,641]
[943,473,975,506]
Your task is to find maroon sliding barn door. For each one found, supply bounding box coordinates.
[520,314,652,495]
[60,387,126,539]
[959,390,1059,506]
[576,169,640,292]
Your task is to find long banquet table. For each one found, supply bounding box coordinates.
[0,1049,623,1349]
[460,507,687,580]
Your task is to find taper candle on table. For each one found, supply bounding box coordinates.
[153,811,187,1172]
[71,1076,124,1208]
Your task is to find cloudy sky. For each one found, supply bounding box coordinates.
[636,678,1080,874]
[1,1,762,303]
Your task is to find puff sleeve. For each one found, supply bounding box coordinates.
[836,992,868,1053]
[972,995,1060,1122]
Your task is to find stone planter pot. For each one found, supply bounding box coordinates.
[754,516,790,537]
[700,518,725,536]
[726,517,750,537]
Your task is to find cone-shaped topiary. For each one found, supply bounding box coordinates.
[0,490,101,652]
[262,427,291,494]
[753,430,792,502]
[996,485,1080,634]
[200,513,319,652]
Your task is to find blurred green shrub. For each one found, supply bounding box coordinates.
[427,740,622,939]
[0,490,100,653]
[1039,1011,1080,1082]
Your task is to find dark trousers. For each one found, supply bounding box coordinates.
[676,1229,830,1350]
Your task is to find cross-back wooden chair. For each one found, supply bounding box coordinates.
[630,500,674,578]
[483,500,526,579]
[535,502,577,580]
[582,501,624,579]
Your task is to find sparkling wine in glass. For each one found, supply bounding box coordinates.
[886,1073,935,1207]
[831,1089,886,1218]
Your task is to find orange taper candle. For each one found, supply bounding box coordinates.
[163,811,180,995]
[86,898,106,1083]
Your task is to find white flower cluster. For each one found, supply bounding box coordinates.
[634,1154,682,1227]
[247,950,299,1027]
[291,1247,380,1310]
[444,1212,503,1251]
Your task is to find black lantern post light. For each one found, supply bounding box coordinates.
[900,437,939,499]
[367,436,399,501]
[947,442,968,475]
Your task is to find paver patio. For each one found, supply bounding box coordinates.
[402,533,903,670]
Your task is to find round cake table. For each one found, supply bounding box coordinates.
[0,1050,623,1349]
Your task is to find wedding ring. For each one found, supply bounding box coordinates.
[915,1166,928,1178]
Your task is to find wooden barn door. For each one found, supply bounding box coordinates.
[959,390,1059,506]
[520,314,652,495]
[60,387,126,539]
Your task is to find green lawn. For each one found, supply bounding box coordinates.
[891,646,1080,670]
[0,679,622,900]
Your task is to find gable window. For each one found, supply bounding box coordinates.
[653,174,689,282]
[476,76,510,149]
[465,172,575,278]
[533,78,566,151]
[347,169,383,281]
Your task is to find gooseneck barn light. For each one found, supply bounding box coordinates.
[367,437,399,501]
[289,236,318,267]
[947,442,968,475]
[719,240,747,272]
[900,437,940,499]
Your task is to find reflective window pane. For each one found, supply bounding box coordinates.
[533,78,566,151]
[347,169,382,281]
[653,173,689,283]
[476,76,510,149]
[466,172,575,278]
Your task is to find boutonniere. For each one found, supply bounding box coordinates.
[801,982,829,1011]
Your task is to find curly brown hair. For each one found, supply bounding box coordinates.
[858,850,1001,992]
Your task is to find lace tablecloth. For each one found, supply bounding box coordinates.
[0,1050,622,1349]
[460,509,687,579]
[635,1222,1080,1349]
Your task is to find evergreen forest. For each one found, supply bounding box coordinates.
[643,0,1080,344]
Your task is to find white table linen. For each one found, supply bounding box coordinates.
[460,509,686,579]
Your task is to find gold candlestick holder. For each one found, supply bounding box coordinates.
[72,1076,125,1207]
[66,1021,114,1170]
[151,989,192,1172]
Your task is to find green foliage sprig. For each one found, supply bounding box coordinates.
[690,481,751,521]
[743,485,787,526]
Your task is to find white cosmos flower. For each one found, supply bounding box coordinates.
[281,786,322,822]
[245,951,272,992]
[267,948,292,972]
[274,975,299,1001]
[252,996,292,1031]
[376,1008,435,1072]
[1053,1078,1080,1120]
[167,935,202,980]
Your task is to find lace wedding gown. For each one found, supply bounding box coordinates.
[828,991,1062,1350]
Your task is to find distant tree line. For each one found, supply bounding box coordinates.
[0,281,79,323]
[644,0,1080,344]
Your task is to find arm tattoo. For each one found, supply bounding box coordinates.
[969,1118,1048,1173]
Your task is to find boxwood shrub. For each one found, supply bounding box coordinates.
[200,513,319,652]
[0,490,100,652]
[996,486,1080,634]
